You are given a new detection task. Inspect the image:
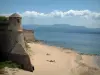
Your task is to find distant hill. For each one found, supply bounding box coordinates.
[23,24,100,34]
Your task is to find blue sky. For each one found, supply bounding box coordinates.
[0,0,100,28]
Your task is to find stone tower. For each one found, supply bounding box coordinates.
[9,13,22,32]
[0,13,33,71]
[2,13,33,72]
[9,13,27,52]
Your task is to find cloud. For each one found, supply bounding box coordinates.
[0,10,100,28]
[20,10,100,20]
[1,10,100,19]
[91,12,100,20]
[20,10,100,28]
[21,11,46,17]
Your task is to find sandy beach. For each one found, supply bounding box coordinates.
[8,42,100,75]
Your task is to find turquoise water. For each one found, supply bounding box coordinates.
[32,26,100,55]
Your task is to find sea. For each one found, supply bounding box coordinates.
[24,25,100,55]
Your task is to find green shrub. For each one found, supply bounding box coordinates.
[0,16,8,21]
[0,61,21,69]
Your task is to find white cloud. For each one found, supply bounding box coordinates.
[21,11,46,17]
[0,10,100,28]
[20,10,100,28]
[20,10,100,19]
[1,10,100,19]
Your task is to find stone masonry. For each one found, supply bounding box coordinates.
[0,13,34,72]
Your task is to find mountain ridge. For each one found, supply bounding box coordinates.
[23,24,100,34]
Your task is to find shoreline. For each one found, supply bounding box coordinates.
[33,40,100,56]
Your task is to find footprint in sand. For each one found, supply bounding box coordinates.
[46,60,56,63]
[46,53,51,55]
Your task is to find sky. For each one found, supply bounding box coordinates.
[0,0,100,28]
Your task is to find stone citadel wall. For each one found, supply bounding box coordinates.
[23,29,35,43]
[0,14,34,72]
